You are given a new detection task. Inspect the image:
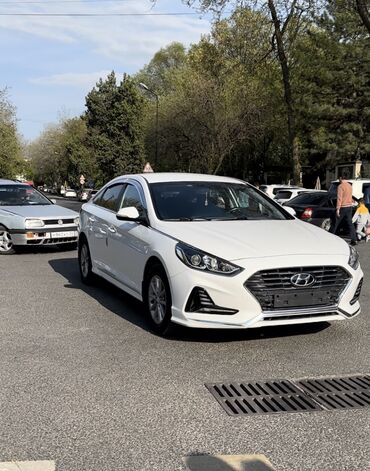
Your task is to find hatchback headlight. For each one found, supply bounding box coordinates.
[25,218,44,228]
[175,242,243,276]
[74,217,80,226]
[348,246,359,270]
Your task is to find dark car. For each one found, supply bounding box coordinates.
[283,191,357,232]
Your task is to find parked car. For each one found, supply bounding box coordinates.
[65,188,77,198]
[79,189,98,202]
[329,179,370,200]
[260,184,301,199]
[274,188,318,204]
[78,173,362,335]
[283,191,357,231]
[0,179,79,254]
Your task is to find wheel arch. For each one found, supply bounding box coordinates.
[142,255,170,297]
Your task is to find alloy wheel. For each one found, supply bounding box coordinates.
[0,230,13,253]
[148,275,167,325]
[80,244,90,278]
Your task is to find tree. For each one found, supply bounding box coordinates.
[181,0,319,184]
[85,72,145,182]
[0,89,23,179]
[29,117,95,188]
[294,1,370,172]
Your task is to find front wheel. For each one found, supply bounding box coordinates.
[0,227,15,255]
[144,265,172,335]
[78,239,94,285]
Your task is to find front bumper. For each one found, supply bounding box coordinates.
[169,254,363,329]
[10,226,78,246]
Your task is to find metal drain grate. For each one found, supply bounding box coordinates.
[205,380,323,416]
[206,375,370,416]
[297,375,370,410]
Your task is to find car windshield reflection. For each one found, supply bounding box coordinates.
[150,182,289,221]
[0,185,52,206]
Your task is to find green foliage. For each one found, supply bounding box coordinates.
[0,89,23,179]
[85,72,145,182]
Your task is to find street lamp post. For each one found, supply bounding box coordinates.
[139,82,159,167]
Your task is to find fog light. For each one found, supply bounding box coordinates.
[26,232,35,239]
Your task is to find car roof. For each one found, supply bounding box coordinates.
[111,172,246,185]
[0,179,26,185]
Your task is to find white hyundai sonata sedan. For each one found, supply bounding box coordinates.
[78,173,363,334]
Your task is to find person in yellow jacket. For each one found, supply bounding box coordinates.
[352,199,370,242]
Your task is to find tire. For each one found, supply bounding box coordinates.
[321,218,332,231]
[144,264,172,335]
[0,226,16,255]
[78,238,94,285]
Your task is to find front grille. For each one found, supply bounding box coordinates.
[44,219,75,225]
[245,266,350,310]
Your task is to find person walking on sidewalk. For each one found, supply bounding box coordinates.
[330,176,357,245]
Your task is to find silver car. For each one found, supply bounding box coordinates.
[0,179,79,255]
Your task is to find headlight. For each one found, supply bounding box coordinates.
[74,217,80,226]
[25,218,44,228]
[175,242,243,276]
[348,245,359,270]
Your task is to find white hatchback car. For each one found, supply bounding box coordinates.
[78,173,363,335]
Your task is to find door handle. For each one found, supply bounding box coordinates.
[108,226,117,233]
[99,228,107,235]
[88,216,96,223]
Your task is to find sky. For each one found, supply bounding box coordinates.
[0,0,213,141]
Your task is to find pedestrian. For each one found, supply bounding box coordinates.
[363,185,370,212]
[330,176,357,245]
[352,198,370,242]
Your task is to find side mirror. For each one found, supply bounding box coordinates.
[284,206,296,217]
[117,206,141,221]
[50,199,56,204]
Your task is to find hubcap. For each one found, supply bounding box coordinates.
[80,245,90,277]
[148,275,167,324]
[0,230,13,252]
[322,220,331,231]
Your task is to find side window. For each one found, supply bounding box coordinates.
[120,184,143,211]
[96,184,125,212]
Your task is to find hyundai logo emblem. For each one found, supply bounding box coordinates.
[290,273,316,287]
[58,219,63,225]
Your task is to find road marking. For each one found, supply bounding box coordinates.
[184,454,275,470]
[0,462,55,471]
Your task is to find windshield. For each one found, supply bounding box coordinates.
[0,185,52,206]
[287,193,327,205]
[150,181,290,221]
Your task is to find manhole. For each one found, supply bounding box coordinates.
[206,380,322,416]
[206,375,370,416]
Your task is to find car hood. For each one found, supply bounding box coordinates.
[156,219,349,260]
[0,205,78,218]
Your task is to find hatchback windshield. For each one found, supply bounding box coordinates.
[0,185,52,206]
[150,182,289,221]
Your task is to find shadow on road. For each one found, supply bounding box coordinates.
[49,257,331,342]
[185,454,275,471]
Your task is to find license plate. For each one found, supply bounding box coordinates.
[274,290,330,308]
[51,231,77,238]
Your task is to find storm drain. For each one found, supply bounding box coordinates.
[206,375,370,416]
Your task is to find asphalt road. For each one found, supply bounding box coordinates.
[1,209,369,470]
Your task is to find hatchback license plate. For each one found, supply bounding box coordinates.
[51,231,77,238]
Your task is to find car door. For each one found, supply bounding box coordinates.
[105,182,151,296]
[87,183,126,273]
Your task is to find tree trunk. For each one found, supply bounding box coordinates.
[267,0,301,185]
[356,0,370,35]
